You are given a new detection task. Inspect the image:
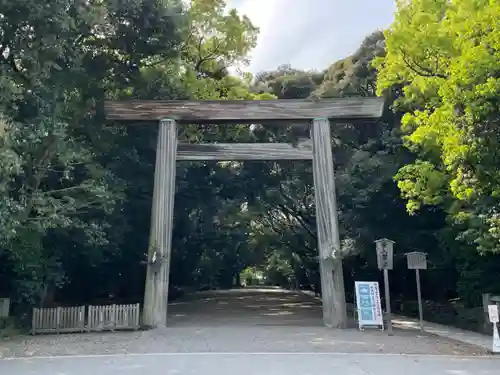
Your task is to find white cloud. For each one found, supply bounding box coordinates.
[227,0,396,73]
[226,0,283,74]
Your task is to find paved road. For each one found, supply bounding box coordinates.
[2,351,499,375]
[1,288,499,374]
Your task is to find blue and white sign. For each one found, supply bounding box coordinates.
[355,281,384,330]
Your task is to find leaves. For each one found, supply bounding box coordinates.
[0,0,187,309]
[181,0,258,77]
[376,0,500,252]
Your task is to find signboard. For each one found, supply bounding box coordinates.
[489,304,499,324]
[375,238,394,270]
[406,252,427,270]
[355,281,384,329]
[487,304,500,353]
[494,323,500,354]
[0,298,9,318]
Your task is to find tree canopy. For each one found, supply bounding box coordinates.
[375,0,500,253]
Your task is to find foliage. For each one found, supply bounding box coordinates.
[375,0,500,252]
[240,267,263,286]
[253,64,324,99]
[314,31,385,98]
[0,0,186,310]
[182,0,258,78]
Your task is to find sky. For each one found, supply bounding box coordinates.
[226,0,397,73]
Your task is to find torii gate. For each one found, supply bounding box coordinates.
[104,97,385,329]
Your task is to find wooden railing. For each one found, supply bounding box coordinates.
[32,306,86,334]
[87,304,140,332]
[31,303,140,335]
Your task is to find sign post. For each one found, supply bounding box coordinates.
[354,281,384,331]
[0,298,10,318]
[405,252,427,331]
[488,304,500,354]
[375,238,394,336]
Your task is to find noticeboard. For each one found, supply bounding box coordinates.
[355,281,384,330]
[375,239,394,270]
[494,321,500,353]
[489,304,499,324]
[406,252,427,270]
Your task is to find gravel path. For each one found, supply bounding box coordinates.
[0,288,490,359]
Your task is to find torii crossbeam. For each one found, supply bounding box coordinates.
[104,97,385,329]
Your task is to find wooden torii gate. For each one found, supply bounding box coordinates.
[104,97,385,329]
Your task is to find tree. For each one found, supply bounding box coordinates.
[375,0,500,252]
[0,0,187,310]
[314,31,385,98]
[253,64,323,99]
[181,0,258,79]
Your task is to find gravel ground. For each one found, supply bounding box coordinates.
[0,289,490,359]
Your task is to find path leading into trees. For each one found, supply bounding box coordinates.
[167,287,324,327]
[1,287,499,374]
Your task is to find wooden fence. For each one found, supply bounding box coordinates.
[32,306,86,334]
[87,303,140,332]
[31,304,140,335]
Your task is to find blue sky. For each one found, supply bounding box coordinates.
[226,0,397,73]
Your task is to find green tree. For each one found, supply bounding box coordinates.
[0,0,186,311]
[253,64,324,99]
[314,31,385,98]
[375,0,500,252]
[180,0,258,82]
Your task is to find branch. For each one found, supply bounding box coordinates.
[399,48,448,79]
[18,100,92,223]
[276,203,316,240]
[278,183,315,227]
[258,214,284,239]
[194,38,223,73]
[41,184,89,195]
[20,135,59,221]
[266,211,315,253]
[179,32,194,54]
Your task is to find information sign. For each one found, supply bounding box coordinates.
[355,281,384,330]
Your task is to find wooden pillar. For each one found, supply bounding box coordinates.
[311,118,348,328]
[143,118,177,328]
